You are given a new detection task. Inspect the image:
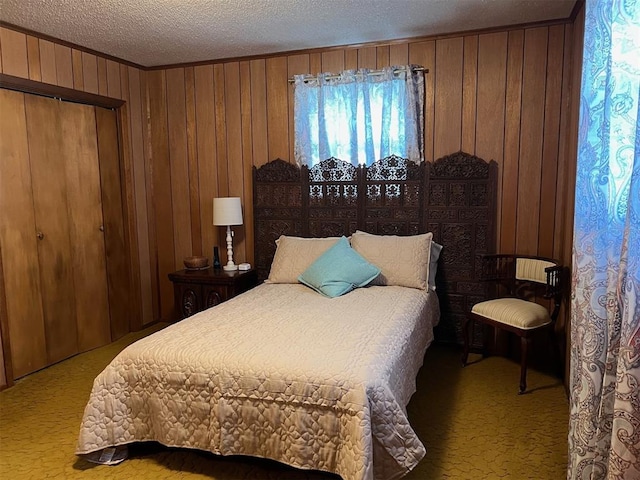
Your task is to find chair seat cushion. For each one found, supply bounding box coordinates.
[471,298,551,330]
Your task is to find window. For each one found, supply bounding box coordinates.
[293,66,425,166]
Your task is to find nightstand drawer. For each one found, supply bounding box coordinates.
[168,268,258,320]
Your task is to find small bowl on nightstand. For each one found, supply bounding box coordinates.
[184,256,209,270]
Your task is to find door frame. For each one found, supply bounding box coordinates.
[0,246,12,389]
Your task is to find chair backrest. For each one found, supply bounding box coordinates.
[515,257,557,284]
[481,254,564,321]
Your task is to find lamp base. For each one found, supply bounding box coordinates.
[223,264,238,271]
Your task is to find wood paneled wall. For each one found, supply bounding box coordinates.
[146,23,580,320]
[0,18,582,327]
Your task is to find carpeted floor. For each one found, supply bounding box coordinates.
[0,323,568,479]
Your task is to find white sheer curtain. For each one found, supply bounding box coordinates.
[568,0,640,478]
[293,66,424,166]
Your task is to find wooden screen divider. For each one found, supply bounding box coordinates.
[253,150,498,346]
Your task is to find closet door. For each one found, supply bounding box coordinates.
[25,95,111,362]
[58,101,111,351]
[0,89,48,378]
[25,94,80,364]
[0,90,115,379]
[95,107,130,341]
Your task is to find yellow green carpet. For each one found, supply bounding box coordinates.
[0,324,568,479]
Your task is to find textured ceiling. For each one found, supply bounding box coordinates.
[0,0,576,67]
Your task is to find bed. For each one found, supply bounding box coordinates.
[76,152,497,480]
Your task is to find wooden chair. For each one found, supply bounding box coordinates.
[462,254,564,394]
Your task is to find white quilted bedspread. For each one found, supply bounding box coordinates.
[76,283,439,480]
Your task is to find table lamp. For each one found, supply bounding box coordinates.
[213,197,243,271]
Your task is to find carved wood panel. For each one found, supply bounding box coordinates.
[180,289,198,318]
[364,155,424,236]
[427,151,498,345]
[306,157,359,238]
[205,291,222,309]
[253,159,304,281]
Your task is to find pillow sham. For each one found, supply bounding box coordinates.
[266,235,340,284]
[429,241,443,290]
[298,236,380,298]
[350,230,433,290]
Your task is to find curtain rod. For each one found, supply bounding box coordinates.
[288,66,428,84]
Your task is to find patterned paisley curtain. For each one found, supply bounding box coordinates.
[568,1,640,479]
[293,66,424,166]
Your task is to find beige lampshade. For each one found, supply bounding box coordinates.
[213,197,243,226]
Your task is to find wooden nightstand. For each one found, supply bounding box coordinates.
[168,268,259,320]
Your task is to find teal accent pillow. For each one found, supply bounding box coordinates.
[298,236,380,298]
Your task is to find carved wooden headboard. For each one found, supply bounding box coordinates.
[252,151,498,346]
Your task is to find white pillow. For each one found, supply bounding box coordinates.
[350,231,433,290]
[429,241,443,290]
[266,235,341,284]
